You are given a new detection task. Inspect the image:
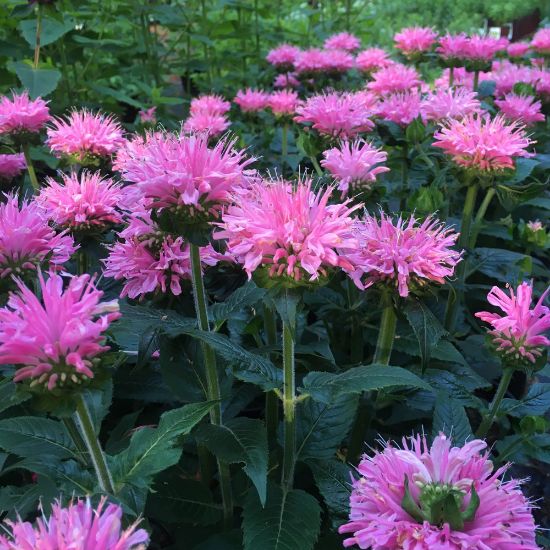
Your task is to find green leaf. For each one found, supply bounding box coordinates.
[8,61,61,98]
[501,384,550,417]
[110,401,213,488]
[272,289,301,333]
[19,17,74,47]
[432,392,472,445]
[242,484,321,550]
[210,281,266,326]
[469,248,531,283]
[0,378,29,414]
[300,365,431,404]
[0,477,58,519]
[404,300,447,372]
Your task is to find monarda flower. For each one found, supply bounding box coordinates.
[494,94,545,125]
[420,87,482,123]
[234,88,270,112]
[437,33,470,65]
[375,91,422,127]
[531,28,550,55]
[266,43,301,70]
[348,212,461,297]
[215,177,359,287]
[189,94,231,116]
[492,62,536,96]
[294,92,375,139]
[0,272,120,391]
[183,111,230,137]
[268,90,301,117]
[355,48,393,73]
[0,497,148,550]
[339,433,538,550]
[475,281,550,366]
[433,114,535,173]
[394,26,437,57]
[139,106,157,124]
[507,42,530,58]
[367,64,422,95]
[0,91,50,136]
[37,171,123,232]
[46,110,125,163]
[0,153,25,182]
[322,49,355,74]
[273,72,300,89]
[462,36,507,69]
[0,195,75,279]
[324,32,361,52]
[321,140,389,196]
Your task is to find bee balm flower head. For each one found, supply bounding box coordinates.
[355,48,393,73]
[324,32,361,52]
[494,94,545,125]
[0,154,26,182]
[234,88,270,113]
[367,64,422,95]
[394,26,438,57]
[531,28,550,55]
[266,44,301,70]
[0,91,50,137]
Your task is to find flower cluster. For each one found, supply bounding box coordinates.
[394,26,438,57]
[531,28,550,55]
[268,90,301,117]
[375,91,422,127]
[0,91,50,136]
[494,94,545,125]
[324,32,361,52]
[184,94,231,137]
[367,63,423,95]
[0,153,25,182]
[355,48,393,72]
[234,88,270,113]
[420,87,481,123]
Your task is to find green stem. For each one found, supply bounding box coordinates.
[476,367,514,439]
[281,123,288,169]
[469,186,495,249]
[449,66,454,87]
[264,306,279,445]
[22,143,39,192]
[373,294,397,365]
[75,394,115,494]
[473,70,480,92]
[62,416,89,465]
[33,4,42,69]
[189,243,233,529]
[281,313,296,490]
[310,155,323,177]
[399,144,408,211]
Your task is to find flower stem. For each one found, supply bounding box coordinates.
[22,143,39,192]
[310,155,323,177]
[281,123,288,169]
[449,66,454,87]
[263,305,279,446]
[75,393,115,494]
[399,143,408,210]
[476,367,514,439]
[33,4,42,69]
[281,313,296,490]
[189,243,233,529]
[473,70,480,92]
[62,416,89,466]
[469,186,496,248]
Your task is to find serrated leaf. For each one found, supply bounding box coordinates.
[501,384,550,417]
[0,378,29,414]
[242,484,321,550]
[469,248,530,283]
[8,61,61,98]
[0,477,58,519]
[432,392,472,445]
[210,281,266,325]
[19,17,74,47]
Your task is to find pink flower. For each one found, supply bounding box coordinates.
[0,194,75,278]
[339,433,538,550]
[433,114,535,173]
[421,87,482,122]
[273,72,300,88]
[322,49,355,73]
[495,93,545,125]
[183,111,230,137]
[37,171,123,231]
[190,94,231,116]
[215,177,359,284]
[0,91,50,135]
[0,154,25,181]
[293,48,333,75]
[47,110,125,161]
[507,42,531,58]
[0,272,120,390]
[104,206,223,299]
[527,220,544,232]
[234,88,270,112]
[0,497,148,550]
[367,64,422,95]
[268,90,300,116]
[532,28,550,55]
[463,36,507,63]
[492,62,537,96]
[437,33,470,63]
[348,212,461,297]
[139,106,157,124]
[355,48,393,72]
[294,92,375,139]
[375,91,422,127]
[266,44,301,68]
[394,26,438,56]
[321,140,389,196]
[535,70,550,99]
[324,32,361,51]
[475,281,550,365]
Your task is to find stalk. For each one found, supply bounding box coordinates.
[62,416,89,465]
[281,317,296,490]
[449,66,454,87]
[373,293,397,364]
[399,144,409,210]
[33,4,42,68]
[22,143,39,192]
[469,186,496,248]
[263,305,279,445]
[473,70,480,92]
[189,243,233,528]
[281,123,288,169]
[476,367,514,439]
[75,393,115,494]
[310,155,323,177]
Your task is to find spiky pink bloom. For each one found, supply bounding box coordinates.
[475,282,550,365]
[46,110,125,161]
[183,111,230,137]
[139,106,157,124]
[190,94,231,116]
[348,213,461,297]
[495,93,545,125]
[532,28,550,55]
[104,207,222,299]
[321,140,389,196]
[322,49,355,73]
[355,48,393,72]
[339,433,538,550]
[433,114,535,173]
[37,171,123,231]
[421,87,482,122]
[294,92,374,138]
[463,36,507,62]
[273,72,300,88]
[0,154,25,181]
[367,64,422,95]
[0,272,119,390]
[0,195,75,278]
[375,91,422,127]
[0,497,148,550]
[0,91,50,135]
[437,33,471,62]
[527,220,544,232]
[266,44,301,68]
[234,88,270,112]
[492,62,537,96]
[507,42,530,58]
[268,90,300,116]
[324,32,361,52]
[394,26,437,56]
[535,70,550,99]
[215,177,359,284]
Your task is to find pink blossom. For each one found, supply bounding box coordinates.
[437,33,470,62]
[46,110,125,161]
[0,91,50,135]
[323,49,355,72]
[433,114,535,173]
[266,44,301,68]
[394,26,438,56]
[139,106,157,124]
[375,91,422,127]
[234,88,270,112]
[321,140,389,196]
[532,28,550,55]
[183,111,230,137]
[0,497,148,550]
[348,212,461,297]
[463,35,507,63]
[535,70,550,98]
[507,42,531,58]
[190,94,231,116]
[0,272,120,390]
[339,433,538,550]
[495,93,545,125]
[294,48,328,74]
[268,90,300,116]
[0,154,25,181]
[355,48,393,72]
[273,72,300,88]
[0,194,75,278]
[324,32,361,52]
[476,281,550,365]
[421,87,482,122]
[215,177,359,284]
[294,92,375,138]
[527,220,544,232]
[367,64,422,95]
[491,62,537,96]
[38,170,123,231]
